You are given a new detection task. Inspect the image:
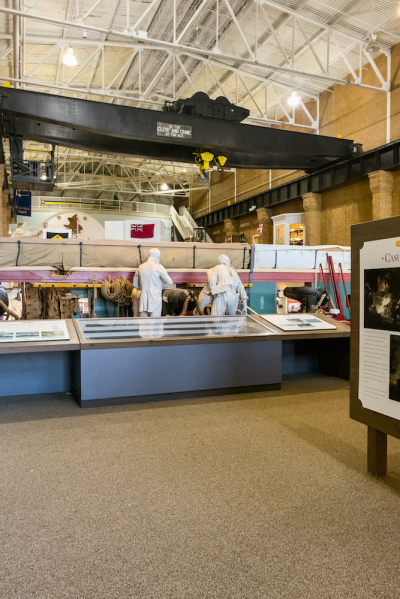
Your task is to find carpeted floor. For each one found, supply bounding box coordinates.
[1,374,400,599]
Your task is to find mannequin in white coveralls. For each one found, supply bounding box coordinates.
[133,248,173,316]
[205,254,248,316]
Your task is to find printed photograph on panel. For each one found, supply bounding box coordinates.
[389,335,400,402]
[364,268,400,332]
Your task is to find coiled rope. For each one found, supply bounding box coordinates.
[311,292,327,313]
[179,293,204,316]
[0,300,20,320]
[101,277,134,308]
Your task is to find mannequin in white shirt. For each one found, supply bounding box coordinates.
[133,248,173,317]
[204,254,247,316]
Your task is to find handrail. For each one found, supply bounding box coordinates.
[32,196,171,216]
[179,206,213,243]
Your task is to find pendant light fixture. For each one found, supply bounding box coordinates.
[63,47,77,67]
[366,0,380,54]
[366,33,380,53]
[287,90,301,107]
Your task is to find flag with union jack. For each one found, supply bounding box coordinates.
[130,223,155,239]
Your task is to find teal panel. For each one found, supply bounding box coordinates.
[249,282,276,314]
[70,288,123,318]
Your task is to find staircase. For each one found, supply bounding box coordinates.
[170,206,213,243]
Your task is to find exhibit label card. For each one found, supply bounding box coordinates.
[359,236,400,419]
[260,314,336,331]
[0,319,70,343]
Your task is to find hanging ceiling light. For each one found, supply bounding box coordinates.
[287,90,301,107]
[366,0,380,54]
[195,27,201,46]
[161,183,169,191]
[366,33,380,53]
[63,47,77,67]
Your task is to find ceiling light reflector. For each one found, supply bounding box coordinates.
[366,34,380,53]
[63,48,77,67]
[287,90,300,107]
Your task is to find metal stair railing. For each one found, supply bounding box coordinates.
[178,206,213,243]
[170,206,192,240]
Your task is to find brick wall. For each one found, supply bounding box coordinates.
[184,44,400,246]
[322,180,372,246]
[318,53,388,150]
[206,179,376,247]
[390,43,400,142]
[207,198,304,244]
[190,167,303,219]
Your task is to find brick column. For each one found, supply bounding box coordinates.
[2,189,10,237]
[302,192,322,246]
[223,218,239,238]
[368,170,394,221]
[256,207,273,244]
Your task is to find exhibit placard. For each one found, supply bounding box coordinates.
[359,236,400,419]
[260,314,337,331]
[0,319,70,343]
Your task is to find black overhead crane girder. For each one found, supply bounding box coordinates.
[0,88,355,171]
[195,138,400,228]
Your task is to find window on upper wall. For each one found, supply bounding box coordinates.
[290,223,304,246]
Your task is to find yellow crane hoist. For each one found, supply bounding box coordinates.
[193,151,227,183]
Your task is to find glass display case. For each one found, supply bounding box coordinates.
[74,314,281,407]
[76,315,275,342]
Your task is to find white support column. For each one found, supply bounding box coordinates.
[13,0,20,87]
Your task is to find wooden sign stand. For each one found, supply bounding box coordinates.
[351,216,400,477]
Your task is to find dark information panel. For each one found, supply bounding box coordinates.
[351,216,400,476]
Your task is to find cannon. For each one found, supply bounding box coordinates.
[283,286,330,312]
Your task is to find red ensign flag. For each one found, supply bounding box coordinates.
[130,224,155,239]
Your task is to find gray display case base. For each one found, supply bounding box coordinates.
[79,384,282,408]
[0,351,74,396]
[73,340,282,407]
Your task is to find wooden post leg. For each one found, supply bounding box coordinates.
[367,427,387,477]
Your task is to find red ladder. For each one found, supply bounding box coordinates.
[319,255,350,320]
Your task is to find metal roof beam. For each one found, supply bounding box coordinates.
[85,0,119,92]
[296,17,328,75]
[0,6,388,91]
[0,74,164,106]
[80,0,104,23]
[258,3,292,68]
[258,0,391,51]
[68,46,101,85]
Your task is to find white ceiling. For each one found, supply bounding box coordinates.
[0,0,398,201]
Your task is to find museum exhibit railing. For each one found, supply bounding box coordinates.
[32,197,172,216]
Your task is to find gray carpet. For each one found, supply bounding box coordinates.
[1,374,400,599]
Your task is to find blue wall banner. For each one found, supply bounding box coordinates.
[13,190,32,217]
